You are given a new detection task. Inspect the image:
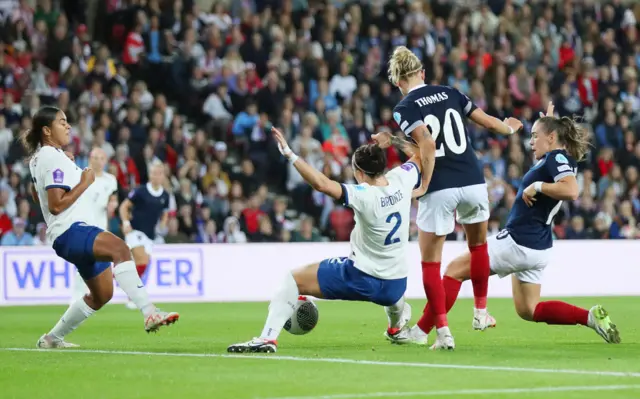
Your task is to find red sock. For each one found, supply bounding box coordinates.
[469,243,490,309]
[419,261,447,329]
[533,301,589,326]
[136,264,147,278]
[417,276,462,333]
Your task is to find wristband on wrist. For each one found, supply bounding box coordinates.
[288,153,299,164]
[534,181,543,193]
[508,125,515,135]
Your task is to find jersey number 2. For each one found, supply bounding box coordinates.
[423,109,467,157]
[384,212,402,245]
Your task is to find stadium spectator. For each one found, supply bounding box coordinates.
[0,217,33,246]
[0,0,639,247]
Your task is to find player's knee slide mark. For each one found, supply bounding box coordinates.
[3,348,640,378]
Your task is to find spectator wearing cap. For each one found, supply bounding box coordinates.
[1,217,33,246]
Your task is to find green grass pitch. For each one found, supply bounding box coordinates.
[1,297,639,399]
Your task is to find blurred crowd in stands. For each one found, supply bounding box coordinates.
[0,0,639,247]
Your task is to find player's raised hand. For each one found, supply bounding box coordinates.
[522,183,537,207]
[539,101,554,118]
[80,167,95,186]
[504,117,523,134]
[272,126,294,159]
[372,131,393,149]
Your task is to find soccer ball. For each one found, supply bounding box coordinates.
[284,296,319,335]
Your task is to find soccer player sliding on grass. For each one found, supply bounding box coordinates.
[227,126,432,353]
[396,104,621,345]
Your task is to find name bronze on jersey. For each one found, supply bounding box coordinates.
[381,190,404,208]
[413,92,449,107]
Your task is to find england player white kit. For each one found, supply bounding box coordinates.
[72,172,117,300]
[89,173,118,230]
[30,146,112,280]
[317,162,420,306]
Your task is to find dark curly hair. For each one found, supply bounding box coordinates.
[19,106,61,156]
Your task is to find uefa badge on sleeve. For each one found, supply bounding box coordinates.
[53,169,64,184]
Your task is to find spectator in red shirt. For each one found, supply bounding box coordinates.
[111,143,140,191]
[0,188,13,238]
[241,194,266,239]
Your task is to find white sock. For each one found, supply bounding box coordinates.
[384,297,406,329]
[71,272,90,303]
[49,298,95,340]
[113,260,155,317]
[260,272,299,340]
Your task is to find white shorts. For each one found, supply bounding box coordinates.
[416,183,490,236]
[125,230,154,255]
[488,230,552,284]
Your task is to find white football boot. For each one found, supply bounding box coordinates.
[588,305,621,344]
[227,338,277,353]
[36,334,79,349]
[430,326,455,350]
[384,302,412,337]
[386,324,429,345]
[472,308,497,331]
[144,309,180,332]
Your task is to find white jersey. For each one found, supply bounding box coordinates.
[89,172,118,230]
[29,146,97,242]
[342,162,419,280]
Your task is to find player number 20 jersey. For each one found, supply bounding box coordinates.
[341,162,420,280]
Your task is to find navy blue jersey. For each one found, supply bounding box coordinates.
[393,84,484,193]
[506,149,578,250]
[128,183,170,239]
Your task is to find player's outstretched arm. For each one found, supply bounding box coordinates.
[371,131,423,174]
[272,127,343,200]
[469,108,522,136]
[410,125,436,197]
[47,168,95,215]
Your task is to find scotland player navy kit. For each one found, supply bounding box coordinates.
[125,183,170,253]
[393,84,489,235]
[489,149,578,283]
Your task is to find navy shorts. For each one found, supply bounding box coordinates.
[317,257,406,306]
[53,222,111,280]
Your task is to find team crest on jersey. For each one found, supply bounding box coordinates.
[393,112,402,124]
[400,163,414,172]
[52,169,64,184]
[555,154,569,164]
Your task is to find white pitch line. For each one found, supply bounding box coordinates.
[262,385,640,399]
[2,348,640,378]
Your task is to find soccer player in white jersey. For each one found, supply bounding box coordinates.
[24,106,179,349]
[385,47,523,349]
[71,147,118,301]
[227,126,429,353]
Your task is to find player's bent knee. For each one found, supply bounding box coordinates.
[514,301,535,321]
[292,264,322,297]
[444,254,471,281]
